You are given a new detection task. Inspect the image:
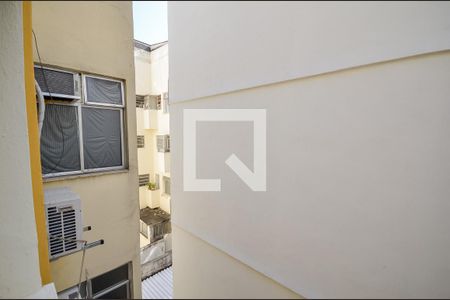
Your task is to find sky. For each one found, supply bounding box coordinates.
[133,1,168,45]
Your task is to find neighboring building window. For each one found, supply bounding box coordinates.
[136,95,145,108]
[137,135,145,148]
[74,263,132,298]
[39,70,125,177]
[157,135,170,153]
[90,263,131,298]
[139,174,150,187]
[162,92,169,114]
[163,176,170,195]
[155,173,160,190]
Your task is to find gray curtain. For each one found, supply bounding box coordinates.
[41,104,81,174]
[86,77,122,105]
[82,108,122,169]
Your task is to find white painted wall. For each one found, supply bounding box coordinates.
[172,225,301,299]
[169,1,450,102]
[149,44,169,97]
[169,2,450,298]
[0,2,43,298]
[135,48,152,96]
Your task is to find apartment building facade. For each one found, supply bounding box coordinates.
[135,40,171,215]
[169,2,450,299]
[0,1,141,298]
[134,40,172,279]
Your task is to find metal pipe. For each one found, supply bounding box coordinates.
[50,239,104,261]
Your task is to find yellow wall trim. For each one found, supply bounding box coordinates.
[22,1,52,285]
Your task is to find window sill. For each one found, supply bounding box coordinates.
[43,168,129,183]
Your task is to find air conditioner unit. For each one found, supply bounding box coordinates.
[156,135,170,153]
[44,187,83,260]
[34,65,81,100]
[144,94,161,110]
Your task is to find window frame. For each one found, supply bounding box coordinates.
[87,263,132,299]
[155,173,160,190]
[81,105,125,173]
[163,176,171,196]
[82,74,125,108]
[157,134,170,153]
[42,101,83,178]
[42,70,126,179]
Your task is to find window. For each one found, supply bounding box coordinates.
[90,263,131,299]
[157,135,170,153]
[137,135,145,148]
[82,107,122,170]
[75,263,132,299]
[39,68,125,177]
[84,75,124,106]
[155,173,160,190]
[163,176,170,195]
[41,104,81,174]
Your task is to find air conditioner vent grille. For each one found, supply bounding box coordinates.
[34,67,75,96]
[47,206,79,257]
[139,174,150,187]
[137,135,145,148]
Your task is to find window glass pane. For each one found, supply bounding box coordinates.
[155,174,160,189]
[96,283,128,299]
[41,105,81,174]
[86,76,122,105]
[164,177,171,195]
[82,108,122,169]
[91,264,129,295]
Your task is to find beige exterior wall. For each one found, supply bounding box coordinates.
[0,2,43,298]
[32,1,141,297]
[169,2,450,298]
